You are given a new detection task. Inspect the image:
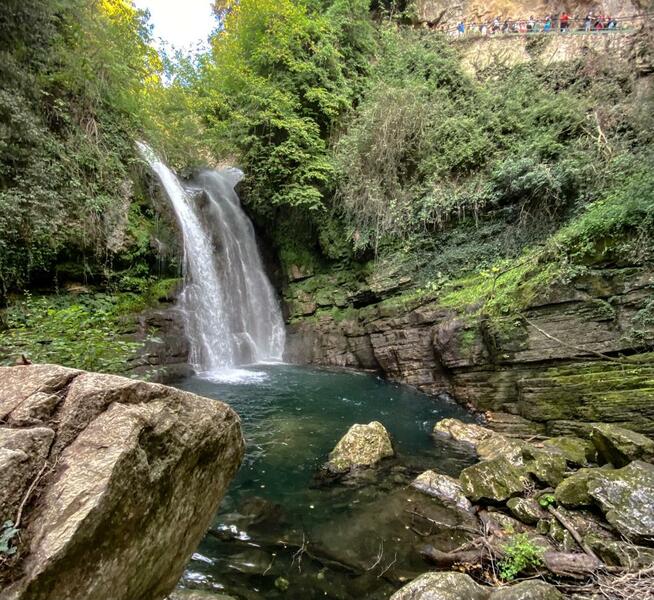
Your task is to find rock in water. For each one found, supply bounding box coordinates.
[324,421,394,474]
[0,364,244,600]
[390,571,489,600]
[411,470,473,512]
[590,424,654,467]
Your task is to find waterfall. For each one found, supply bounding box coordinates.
[137,143,285,378]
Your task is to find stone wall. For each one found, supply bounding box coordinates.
[456,30,638,75]
[285,266,654,435]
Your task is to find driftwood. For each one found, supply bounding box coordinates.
[543,551,602,578]
[547,505,602,562]
[420,544,485,567]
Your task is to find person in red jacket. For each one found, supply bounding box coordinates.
[560,12,570,32]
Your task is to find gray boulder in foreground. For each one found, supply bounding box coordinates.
[0,364,244,600]
[390,572,562,600]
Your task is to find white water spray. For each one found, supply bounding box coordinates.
[137,143,285,379]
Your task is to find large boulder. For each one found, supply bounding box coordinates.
[460,456,528,503]
[0,364,244,600]
[590,424,654,467]
[390,571,489,600]
[411,470,473,512]
[588,460,654,543]
[324,421,394,474]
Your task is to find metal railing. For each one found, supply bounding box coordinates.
[426,12,653,38]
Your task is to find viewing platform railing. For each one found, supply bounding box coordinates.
[428,12,653,38]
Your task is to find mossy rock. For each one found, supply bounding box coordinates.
[585,536,654,568]
[542,436,596,467]
[523,448,567,487]
[588,461,654,543]
[325,421,394,474]
[590,423,654,467]
[506,497,548,525]
[460,456,528,503]
[555,467,605,507]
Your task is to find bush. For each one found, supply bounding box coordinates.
[499,533,544,581]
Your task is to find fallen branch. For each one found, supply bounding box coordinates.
[15,460,50,529]
[547,505,601,562]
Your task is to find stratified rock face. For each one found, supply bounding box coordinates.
[325,421,394,474]
[588,461,654,543]
[389,571,489,600]
[411,470,473,512]
[0,364,245,600]
[590,424,654,467]
[285,267,654,435]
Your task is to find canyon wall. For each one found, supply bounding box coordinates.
[284,266,654,435]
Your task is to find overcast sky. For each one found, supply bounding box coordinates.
[132,0,216,50]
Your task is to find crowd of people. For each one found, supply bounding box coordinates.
[451,12,621,36]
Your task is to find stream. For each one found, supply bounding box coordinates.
[174,365,476,599]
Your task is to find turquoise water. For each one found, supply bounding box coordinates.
[176,365,475,599]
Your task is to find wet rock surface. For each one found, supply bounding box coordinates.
[0,364,244,600]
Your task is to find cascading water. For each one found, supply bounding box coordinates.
[137,143,285,379]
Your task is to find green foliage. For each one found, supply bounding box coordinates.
[499,533,544,581]
[0,293,144,373]
[333,28,593,252]
[538,494,556,508]
[0,0,177,298]
[197,0,355,215]
[0,521,19,557]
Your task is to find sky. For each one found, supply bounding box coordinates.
[132,0,216,50]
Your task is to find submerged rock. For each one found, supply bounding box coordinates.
[588,460,654,543]
[460,456,528,503]
[169,592,237,600]
[411,470,473,512]
[590,424,654,467]
[324,421,394,474]
[0,364,244,600]
[390,571,489,600]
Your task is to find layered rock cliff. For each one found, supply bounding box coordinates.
[285,265,654,435]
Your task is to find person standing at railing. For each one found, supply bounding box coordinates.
[544,16,552,32]
[561,12,570,32]
[527,16,535,31]
[457,21,465,36]
[584,12,593,31]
